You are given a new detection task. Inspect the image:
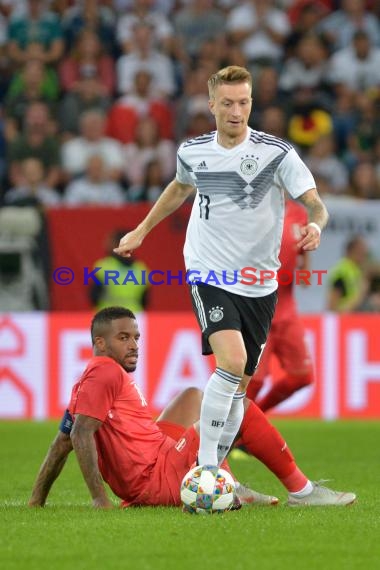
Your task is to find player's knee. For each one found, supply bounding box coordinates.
[181,387,203,406]
[217,355,247,378]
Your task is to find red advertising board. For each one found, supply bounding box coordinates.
[0,312,379,420]
[47,205,191,311]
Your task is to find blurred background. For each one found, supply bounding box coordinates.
[0,0,380,421]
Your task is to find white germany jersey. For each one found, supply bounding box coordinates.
[176,128,316,297]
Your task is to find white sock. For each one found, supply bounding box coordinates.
[289,480,314,497]
[217,391,246,465]
[198,367,241,466]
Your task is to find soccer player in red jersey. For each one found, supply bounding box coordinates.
[247,199,315,412]
[29,307,355,508]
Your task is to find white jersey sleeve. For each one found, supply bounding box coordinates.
[176,144,196,186]
[275,148,316,199]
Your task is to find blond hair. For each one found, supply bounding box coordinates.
[208,66,253,99]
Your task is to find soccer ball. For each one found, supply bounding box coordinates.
[180,464,236,514]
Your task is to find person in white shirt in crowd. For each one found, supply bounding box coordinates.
[4,157,60,207]
[123,115,176,189]
[226,0,290,68]
[304,134,349,195]
[116,21,176,98]
[279,34,329,95]
[116,0,173,54]
[64,154,125,206]
[317,0,380,52]
[173,0,226,60]
[61,109,124,183]
[327,30,380,94]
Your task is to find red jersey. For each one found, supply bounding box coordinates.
[275,200,308,322]
[68,356,173,505]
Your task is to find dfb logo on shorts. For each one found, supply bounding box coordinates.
[209,306,224,322]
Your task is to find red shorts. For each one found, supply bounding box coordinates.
[255,313,313,382]
[121,421,199,508]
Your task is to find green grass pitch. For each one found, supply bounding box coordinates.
[1,419,379,570]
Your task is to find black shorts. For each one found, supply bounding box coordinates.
[189,283,277,376]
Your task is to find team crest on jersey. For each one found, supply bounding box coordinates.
[209,306,224,322]
[240,157,258,176]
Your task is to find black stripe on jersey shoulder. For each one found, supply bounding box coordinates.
[260,133,293,151]
[183,131,216,148]
[177,153,192,172]
[250,131,292,152]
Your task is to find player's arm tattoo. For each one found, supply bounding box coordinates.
[297,189,329,230]
[29,432,73,507]
[70,414,112,507]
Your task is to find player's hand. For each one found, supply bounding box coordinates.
[92,497,114,509]
[297,224,321,251]
[113,229,144,257]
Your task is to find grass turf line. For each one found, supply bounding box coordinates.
[1,420,379,570]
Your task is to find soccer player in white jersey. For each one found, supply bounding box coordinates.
[114,66,329,479]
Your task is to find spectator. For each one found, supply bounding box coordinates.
[7,101,61,188]
[182,101,215,140]
[374,137,380,185]
[89,229,150,312]
[279,34,330,97]
[344,94,380,169]
[312,173,336,197]
[116,0,173,55]
[327,235,370,312]
[248,67,281,129]
[4,59,59,142]
[173,0,225,60]
[285,0,330,58]
[175,66,211,141]
[257,106,289,139]
[193,37,247,78]
[62,0,116,57]
[7,0,64,66]
[317,0,380,52]
[123,115,176,189]
[348,161,380,200]
[63,154,125,206]
[58,28,115,98]
[61,109,124,182]
[360,274,380,312]
[106,69,174,144]
[327,30,380,94]
[227,0,290,69]
[58,65,111,141]
[304,134,349,194]
[330,90,357,157]
[4,157,60,206]
[127,158,166,202]
[116,22,176,98]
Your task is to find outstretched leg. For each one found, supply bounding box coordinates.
[255,317,314,412]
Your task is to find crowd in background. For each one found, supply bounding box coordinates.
[0,0,380,207]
